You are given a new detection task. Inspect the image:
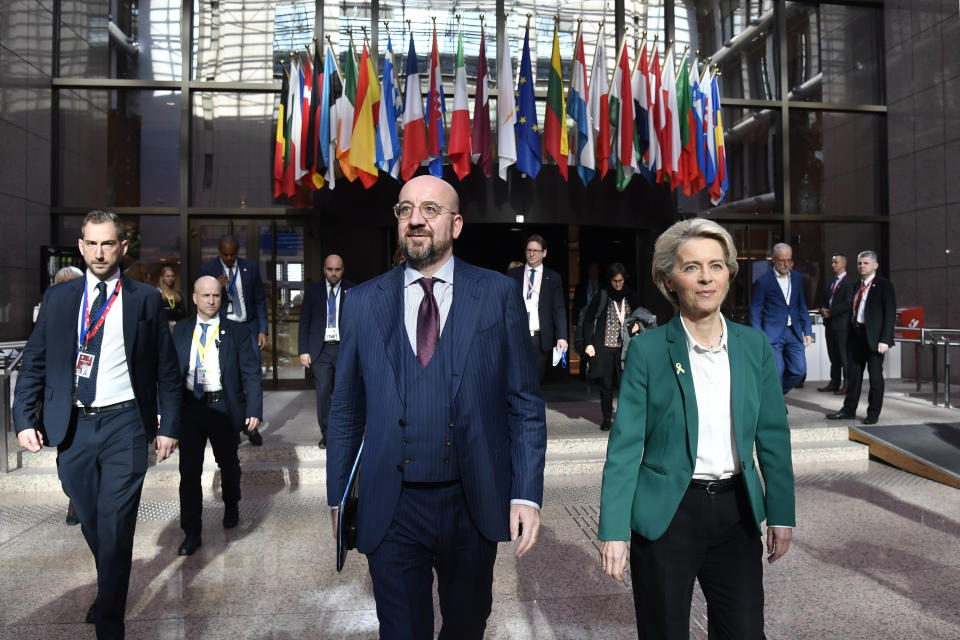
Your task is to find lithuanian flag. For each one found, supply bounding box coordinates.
[544,23,568,180]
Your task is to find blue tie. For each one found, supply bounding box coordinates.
[527,268,535,299]
[76,282,107,407]
[193,323,208,399]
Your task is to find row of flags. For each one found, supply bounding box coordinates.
[272,21,728,205]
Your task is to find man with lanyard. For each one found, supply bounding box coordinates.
[200,234,267,445]
[172,276,263,555]
[298,255,355,448]
[14,210,181,638]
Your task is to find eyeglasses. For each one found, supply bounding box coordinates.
[393,200,456,220]
[610,278,625,284]
[525,248,544,254]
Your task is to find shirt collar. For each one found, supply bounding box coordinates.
[220,258,235,273]
[776,270,790,280]
[85,268,120,292]
[680,314,728,354]
[195,315,219,329]
[326,279,340,290]
[862,273,875,286]
[404,254,455,288]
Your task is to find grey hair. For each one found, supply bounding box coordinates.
[857,250,878,262]
[53,266,83,284]
[652,218,739,307]
[772,242,792,256]
[80,210,125,241]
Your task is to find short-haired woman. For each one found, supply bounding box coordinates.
[598,218,795,639]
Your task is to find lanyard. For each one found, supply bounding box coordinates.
[226,265,239,298]
[78,278,122,350]
[164,292,176,309]
[854,282,868,315]
[612,299,627,327]
[526,269,539,299]
[327,284,339,325]
[193,321,220,367]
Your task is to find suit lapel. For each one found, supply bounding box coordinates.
[121,276,138,363]
[371,266,407,407]
[666,316,698,466]
[726,320,747,453]
[447,259,482,401]
[63,278,85,359]
[175,321,192,373]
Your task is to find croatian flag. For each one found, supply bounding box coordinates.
[427,25,447,178]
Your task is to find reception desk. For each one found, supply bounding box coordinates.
[805,318,901,381]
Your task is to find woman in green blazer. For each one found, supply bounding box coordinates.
[598,218,795,639]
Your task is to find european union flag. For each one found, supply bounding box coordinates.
[515,24,541,178]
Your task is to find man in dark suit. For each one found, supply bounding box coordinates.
[818,253,855,394]
[200,234,267,445]
[749,243,813,395]
[14,210,181,639]
[828,250,896,425]
[326,175,546,640]
[298,254,355,448]
[507,234,568,382]
[172,276,263,555]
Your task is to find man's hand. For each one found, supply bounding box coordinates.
[245,417,260,431]
[257,332,268,350]
[330,508,339,539]
[17,429,43,453]
[585,345,596,358]
[804,335,813,347]
[299,354,311,367]
[767,526,792,563]
[878,342,889,355]
[155,436,178,463]
[510,504,541,558]
[216,274,229,288]
[599,540,629,582]
[556,339,568,354]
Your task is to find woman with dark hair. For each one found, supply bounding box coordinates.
[157,264,187,327]
[576,263,655,430]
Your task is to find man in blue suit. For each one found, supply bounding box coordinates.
[750,243,813,395]
[200,234,267,444]
[326,175,546,640]
[14,210,181,639]
[172,276,263,555]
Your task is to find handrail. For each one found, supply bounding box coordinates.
[1,341,27,473]
[893,328,959,409]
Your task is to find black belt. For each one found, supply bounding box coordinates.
[689,476,739,495]
[325,340,340,345]
[77,399,137,416]
[402,479,460,489]
[188,390,224,404]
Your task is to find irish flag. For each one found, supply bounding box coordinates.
[448,28,472,181]
[609,37,636,191]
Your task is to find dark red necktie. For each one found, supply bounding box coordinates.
[417,277,440,367]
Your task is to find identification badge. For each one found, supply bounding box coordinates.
[196,366,210,385]
[525,297,537,314]
[325,327,340,342]
[75,352,96,378]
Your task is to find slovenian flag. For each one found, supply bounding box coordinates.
[376,33,402,180]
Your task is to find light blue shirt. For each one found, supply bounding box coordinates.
[403,255,455,355]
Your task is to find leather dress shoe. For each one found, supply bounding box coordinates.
[318,437,327,449]
[85,602,96,624]
[835,387,847,395]
[826,410,855,420]
[817,383,838,392]
[178,534,202,556]
[246,427,263,446]
[600,419,611,431]
[223,502,239,529]
[863,416,879,425]
[65,501,80,526]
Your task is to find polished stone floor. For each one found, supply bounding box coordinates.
[1,382,959,639]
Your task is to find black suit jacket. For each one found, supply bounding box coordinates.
[173,317,263,431]
[13,274,182,445]
[298,279,356,360]
[821,273,855,330]
[507,265,568,352]
[855,275,896,351]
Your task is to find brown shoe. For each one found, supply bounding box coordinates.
[834,387,847,395]
[817,383,838,392]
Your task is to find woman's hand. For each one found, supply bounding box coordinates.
[585,345,596,358]
[599,540,629,582]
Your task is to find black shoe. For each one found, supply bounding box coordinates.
[246,427,263,446]
[65,501,79,526]
[85,602,96,624]
[178,534,202,556]
[863,416,879,425]
[600,419,611,431]
[318,437,327,449]
[826,410,855,420]
[223,503,239,529]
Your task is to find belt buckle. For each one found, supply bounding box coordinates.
[705,481,720,495]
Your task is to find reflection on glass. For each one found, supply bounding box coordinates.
[679,107,779,215]
[790,110,884,216]
[59,89,180,208]
[725,223,781,323]
[60,0,182,80]
[261,224,306,381]
[791,221,883,306]
[678,0,778,100]
[786,2,883,104]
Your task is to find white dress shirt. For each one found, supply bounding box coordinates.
[523,264,542,334]
[222,258,247,323]
[680,315,739,480]
[776,271,792,326]
[403,256,455,355]
[75,270,135,406]
[325,279,343,341]
[854,274,875,324]
[186,317,223,393]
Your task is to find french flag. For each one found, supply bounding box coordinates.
[400,33,427,182]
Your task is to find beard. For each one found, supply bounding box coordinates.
[401,223,453,271]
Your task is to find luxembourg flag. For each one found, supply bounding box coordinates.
[566,28,595,185]
[376,33,402,180]
[400,33,427,181]
[427,24,447,178]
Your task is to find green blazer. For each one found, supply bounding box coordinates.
[598,315,795,542]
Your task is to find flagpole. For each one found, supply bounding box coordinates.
[568,18,582,92]
[324,35,343,81]
[677,45,689,71]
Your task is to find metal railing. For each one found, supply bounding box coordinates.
[894,328,960,409]
[1,341,27,474]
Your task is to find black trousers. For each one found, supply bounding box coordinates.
[58,406,146,640]
[842,325,886,419]
[529,333,548,382]
[311,343,339,437]
[630,479,765,640]
[593,345,622,422]
[366,482,498,640]
[824,322,849,387]
[179,397,241,536]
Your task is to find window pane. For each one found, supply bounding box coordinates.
[193,0,316,82]
[786,2,883,105]
[791,221,884,308]
[790,110,885,216]
[59,89,180,208]
[679,107,781,215]
[59,0,182,80]
[191,92,280,208]
[678,0,778,100]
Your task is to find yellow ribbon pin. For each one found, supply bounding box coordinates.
[675,362,686,375]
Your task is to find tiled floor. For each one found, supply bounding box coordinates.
[0,382,958,639]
